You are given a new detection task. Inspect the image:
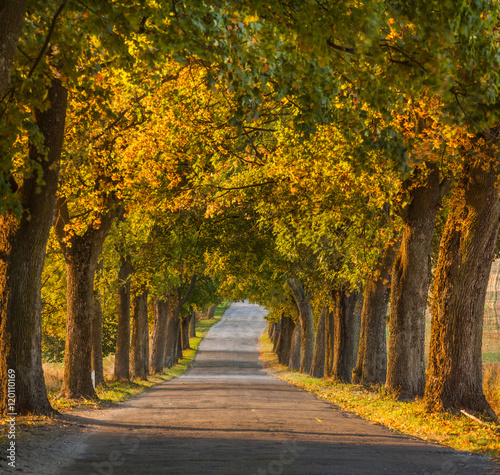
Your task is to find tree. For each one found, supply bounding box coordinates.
[54,197,119,399]
[425,155,500,419]
[385,163,447,399]
[0,78,67,415]
[130,289,149,380]
[330,287,361,383]
[310,305,327,378]
[275,311,295,365]
[113,255,133,381]
[150,297,169,374]
[91,264,105,386]
[352,240,398,386]
[287,279,315,374]
[0,1,26,99]
[0,0,148,412]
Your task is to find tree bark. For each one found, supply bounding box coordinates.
[0,79,67,415]
[55,200,118,400]
[352,241,398,386]
[189,309,196,338]
[165,275,197,367]
[310,305,327,378]
[325,308,335,377]
[272,321,281,352]
[275,314,295,365]
[331,287,360,383]
[288,279,315,374]
[386,164,445,399]
[424,159,500,419]
[113,257,133,381]
[150,297,168,373]
[0,0,27,98]
[130,290,149,380]
[176,322,183,361]
[207,305,216,319]
[288,322,301,371]
[91,286,105,386]
[181,312,191,350]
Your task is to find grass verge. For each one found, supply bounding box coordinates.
[259,333,500,462]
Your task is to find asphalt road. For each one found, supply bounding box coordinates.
[56,301,497,475]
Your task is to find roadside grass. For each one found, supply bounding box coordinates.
[259,333,500,461]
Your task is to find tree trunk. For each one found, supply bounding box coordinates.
[272,321,281,352]
[276,314,295,365]
[165,275,196,366]
[331,288,360,383]
[325,308,335,377]
[55,199,118,400]
[130,290,149,380]
[288,279,315,374]
[91,287,105,386]
[207,305,216,319]
[424,159,500,419]
[164,307,181,368]
[288,322,301,371]
[0,79,67,415]
[61,245,100,399]
[113,257,133,381]
[0,0,27,98]
[189,309,196,338]
[150,297,168,374]
[352,241,398,386]
[177,321,183,361]
[181,312,191,350]
[386,164,445,399]
[310,305,327,378]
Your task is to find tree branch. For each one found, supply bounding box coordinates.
[28,0,70,79]
[179,273,197,308]
[53,195,71,255]
[214,180,276,192]
[326,38,356,54]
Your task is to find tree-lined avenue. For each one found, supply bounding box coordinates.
[52,302,496,475]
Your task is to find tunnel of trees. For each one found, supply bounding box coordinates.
[0,0,500,421]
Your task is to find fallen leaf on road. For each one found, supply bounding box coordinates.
[315,418,323,422]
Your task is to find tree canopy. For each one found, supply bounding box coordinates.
[1,0,500,420]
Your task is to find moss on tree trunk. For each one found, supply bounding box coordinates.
[386,164,445,399]
[424,158,500,419]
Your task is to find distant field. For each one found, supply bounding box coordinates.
[483,259,500,363]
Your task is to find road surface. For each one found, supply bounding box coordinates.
[54,302,496,474]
